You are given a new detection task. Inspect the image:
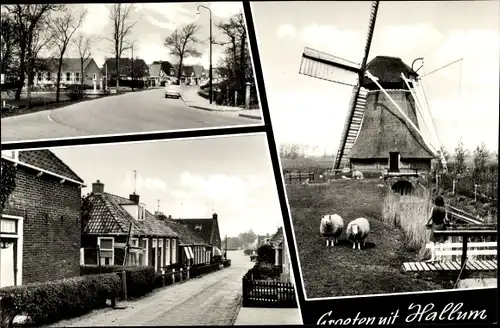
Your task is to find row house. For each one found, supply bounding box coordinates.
[173,215,223,261]
[1,150,84,288]
[101,58,149,81]
[147,61,175,87]
[268,227,294,284]
[33,58,102,88]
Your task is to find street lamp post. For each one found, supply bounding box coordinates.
[197,5,213,104]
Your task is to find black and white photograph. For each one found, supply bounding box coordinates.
[1,2,262,144]
[0,133,302,326]
[252,0,498,301]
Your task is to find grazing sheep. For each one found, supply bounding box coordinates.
[377,184,385,188]
[320,214,344,247]
[352,170,364,180]
[346,217,371,250]
[341,175,351,180]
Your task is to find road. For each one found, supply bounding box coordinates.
[49,250,254,326]
[1,89,257,143]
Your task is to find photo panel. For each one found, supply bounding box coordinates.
[0,133,303,326]
[250,0,498,325]
[1,2,264,146]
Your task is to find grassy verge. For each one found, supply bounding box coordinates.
[287,178,447,299]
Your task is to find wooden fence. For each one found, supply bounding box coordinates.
[242,277,297,308]
[283,171,315,184]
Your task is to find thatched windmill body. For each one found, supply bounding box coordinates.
[299,1,447,185]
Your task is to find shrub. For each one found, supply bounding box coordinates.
[0,273,119,327]
[243,249,254,256]
[80,265,155,299]
[256,243,275,264]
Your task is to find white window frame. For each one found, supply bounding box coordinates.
[46,72,51,81]
[171,238,177,264]
[159,239,164,270]
[97,236,115,265]
[165,239,171,265]
[152,238,158,270]
[142,238,149,266]
[93,73,97,81]
[129,237,139,265]
[1,214,24,287]
[75,71,80,83]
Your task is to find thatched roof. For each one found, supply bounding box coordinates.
[348,90,434,160]
[361,56,418,90]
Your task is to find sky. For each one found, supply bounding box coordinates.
[49,133,283,238]
[251,1,499,156]
[54,2,243,69]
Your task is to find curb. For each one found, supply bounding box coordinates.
[238,113,262,120]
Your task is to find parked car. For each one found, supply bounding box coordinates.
[165,84,181,99]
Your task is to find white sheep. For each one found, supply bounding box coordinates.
[352,170,364,180]
[346,217,371,250]
[320,214,344,247]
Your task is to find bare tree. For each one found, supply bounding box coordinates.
[72,33,94,90]
[164,23,202,85]
[5,4,61,101]
[1,12,17,77]
[107,4,138,93]
[51,7,87,101]
[26,22,53,105]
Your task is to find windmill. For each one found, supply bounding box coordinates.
[298,0,448,177]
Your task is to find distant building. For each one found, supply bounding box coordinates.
[32,58,102,88]
[148,60,175,87]
[101,58,149,80]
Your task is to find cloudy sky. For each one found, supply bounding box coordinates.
[58,2,242,69]
[252,1,499,155]
[50,133,283,238]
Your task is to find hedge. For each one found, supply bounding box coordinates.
[0,273,119,327]
[80,265,155,299]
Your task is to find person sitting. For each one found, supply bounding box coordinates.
[426,195,450,262]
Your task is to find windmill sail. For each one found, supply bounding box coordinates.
[299,47,359,87]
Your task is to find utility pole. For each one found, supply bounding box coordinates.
[224,234,228,259]
[157,199,160,213]
[133,170,137,194]
[131,44,134,91]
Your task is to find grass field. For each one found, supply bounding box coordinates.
[280,157,334,174]
[286,178,448,299]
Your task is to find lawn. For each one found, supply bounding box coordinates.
[287,178,448,299]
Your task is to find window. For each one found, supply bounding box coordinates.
[126,238,139,266]
[93,73,97,80]
[37,72,42,81]
[139,239,148,266]
[138,205,146,221]
[171,239,177,264]
[152,239,158,271]
[66,72,71,82]
[75,72,80,82]
[165,239,171,265]
[98,237,114,265]
[158,239,164,270]
[46,72,51,81]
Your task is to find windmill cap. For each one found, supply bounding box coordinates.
[362,56,418,87]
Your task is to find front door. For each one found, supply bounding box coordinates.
[0,239,16,287]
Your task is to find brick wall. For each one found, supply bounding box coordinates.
[3,165,82,284]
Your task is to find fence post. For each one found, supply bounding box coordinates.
[120,270,127,301]
[474,184,478,202]
[180,268,183,282]
[187,266,190,280]
[452,180,456,195]
[172,268,175,284]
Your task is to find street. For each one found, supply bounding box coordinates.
[48,250,254,326]
[1,89,257,143]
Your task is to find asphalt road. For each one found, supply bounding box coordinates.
[1,89,257,143]
[48,250,254,327]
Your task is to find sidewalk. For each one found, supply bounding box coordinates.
[233,307,303,325]
[181,86,262,121]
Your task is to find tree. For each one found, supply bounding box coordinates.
[454,137,468,177]
[215,12,253,105]
[51,7,87,101]
[0,12,17,77]
[72,33,94,90]
[5,4,61,101]
[473,142,490,184]
[164,23,202,85]
[256,243,275,264]
[81,193,93,241]
[107,4,138,92]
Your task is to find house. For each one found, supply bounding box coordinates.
[148,61,175,87]
[81,180,180,273]
[162,216,212,268]
[268,227,294,284]
[173,64,207,85]
[101,58,149,81]
[173,215,222,260]
[33,58,102,88]
[0,150,85,288]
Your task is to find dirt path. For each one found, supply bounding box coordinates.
[49,252,254,326]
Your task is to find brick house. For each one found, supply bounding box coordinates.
[33,58,102,89]
[101,58,149,81]
[268,227,293,284]
[173,215,222,259]
[0,150,85,288]
[162,216,212,267]
[172,64,208,85]
[81,180,211,272]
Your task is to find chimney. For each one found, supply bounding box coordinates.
[212,213,218,221]
[129,192,140,204]
[92,180,104,193]
[155,211,167,220]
